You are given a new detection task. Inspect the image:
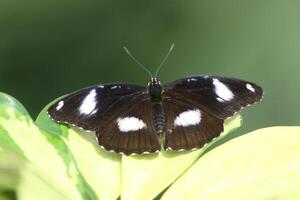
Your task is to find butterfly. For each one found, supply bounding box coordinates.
[47,45,263,155]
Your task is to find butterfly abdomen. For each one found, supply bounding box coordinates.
[152,103,165,134]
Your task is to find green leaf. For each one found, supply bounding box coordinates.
[0,93,29,155]
[36,98,121,200]
[0,150,23,191]
[161,126,300,200]
[0,190,16,200]
[0,93,97,200]
[121,115,242,200]
[17,163,67,200]
[0,93,29,117]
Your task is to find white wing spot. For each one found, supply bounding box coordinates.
[246,83,255,92]
[111,85,121,90]
[187,78,198,83]
[56,101,64,110]
[213,78,234,101]
[187,78,197,82]
[216,97,225,102]
[117,117,146,132]
[79,89,97,115]
[174,109,201,127]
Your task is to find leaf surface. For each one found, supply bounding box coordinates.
[122,115,242,200]
[36,98,122,200]
[162,126,300,200]
[0,93,96,200]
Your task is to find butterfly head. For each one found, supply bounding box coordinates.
[148,77,163,101]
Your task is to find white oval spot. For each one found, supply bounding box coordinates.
[213,78,234,101]
[174,109,201,127]
[117,117,146,132]
[79,89,97,115]
[56,101,64,110]
[246,83,255,92]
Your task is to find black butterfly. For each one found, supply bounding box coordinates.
[48,45,263,155]
[48,75,263,155]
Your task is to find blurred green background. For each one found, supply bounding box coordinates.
[0,0,300,133]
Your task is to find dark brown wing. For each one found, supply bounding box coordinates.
[48,83,160,155]
[163,75,263,119]
[96,99,160,155]
[48,83,146,131]
[163,97,224,151]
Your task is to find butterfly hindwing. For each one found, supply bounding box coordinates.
[163,75,263,119]
[48,83,160,155]
[163,97,224,151]
[96,99,160,155]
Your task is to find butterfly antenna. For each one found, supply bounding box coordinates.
[123,46,153,78]
[154,43,175,77]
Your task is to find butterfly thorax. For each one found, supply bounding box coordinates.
[148,77,163,102]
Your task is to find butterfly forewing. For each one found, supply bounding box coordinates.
[48,83,160,155]
[161,75,262,150]
[163,75,263,119]
[48,84,146,131]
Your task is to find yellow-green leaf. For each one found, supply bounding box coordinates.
[0,150,23,191]
[17,163,66,200]
[36,98,122,200]
[0,93,97,200]
[122,115,242,200]
[161,126,300,200]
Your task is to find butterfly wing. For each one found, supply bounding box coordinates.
[162,75,263,150]
[163,97,224,151]
[96,98,161,155]
[163,75,263,119]
[48,84,160,155]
